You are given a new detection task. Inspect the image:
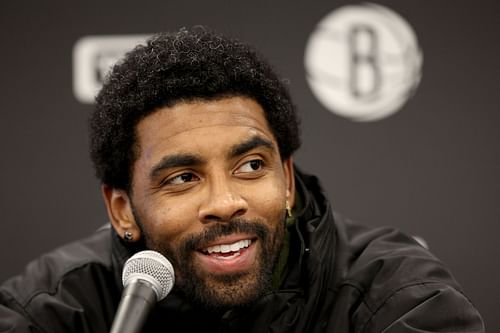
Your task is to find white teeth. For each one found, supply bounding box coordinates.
[205,239,251,254]
[229,242,241,252]
[208,245,221,253]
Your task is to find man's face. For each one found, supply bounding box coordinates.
[114,96,294,309]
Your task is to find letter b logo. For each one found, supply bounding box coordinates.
[305,4,422,121]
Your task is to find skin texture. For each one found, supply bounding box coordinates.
[102,96,295,309]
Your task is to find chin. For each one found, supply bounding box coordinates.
[178,263,274,311]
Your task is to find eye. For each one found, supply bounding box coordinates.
[164,172,199,185]
[236,159,264,174]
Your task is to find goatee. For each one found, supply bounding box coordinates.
[138,216,286,311]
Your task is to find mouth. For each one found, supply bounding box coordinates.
[195,236,258,274]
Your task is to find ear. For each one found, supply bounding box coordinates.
[101,185,141,242]
[282,157,296,208]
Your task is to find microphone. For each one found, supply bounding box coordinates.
[110,250,175,333]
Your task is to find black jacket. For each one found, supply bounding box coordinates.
[0,172,485,332]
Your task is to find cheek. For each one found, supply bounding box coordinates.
[249,181,287,219]
[143,198,199,242]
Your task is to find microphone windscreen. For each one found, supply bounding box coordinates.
[122,250,175,301]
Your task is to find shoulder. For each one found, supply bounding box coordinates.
[334,214,456,290]
[0,225,118,332]
[330,214,484,332]
[2,225,114,305]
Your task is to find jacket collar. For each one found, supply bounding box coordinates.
[285,168,337,294]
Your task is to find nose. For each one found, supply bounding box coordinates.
[198,174,248,223]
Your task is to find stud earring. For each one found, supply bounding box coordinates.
[124,231,133,242]
[286,200,293,218]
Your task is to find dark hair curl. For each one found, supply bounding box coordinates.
[90,26,300,191]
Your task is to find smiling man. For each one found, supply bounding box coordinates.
[110,97,293,309]
[0,27,484,332]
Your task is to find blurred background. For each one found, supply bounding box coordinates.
[1,0,498,330]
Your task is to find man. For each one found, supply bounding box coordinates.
[0,27,484,332]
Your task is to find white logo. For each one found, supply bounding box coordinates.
[304,3,423,121]
[72,34,150,104]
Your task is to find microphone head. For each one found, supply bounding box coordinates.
[122,250,175,301]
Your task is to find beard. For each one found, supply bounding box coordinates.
[133,212,286,311]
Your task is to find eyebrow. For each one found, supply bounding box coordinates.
[150,153,204,179]
[228,135,275,159]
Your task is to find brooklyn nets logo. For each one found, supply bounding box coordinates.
[305,3,423,121]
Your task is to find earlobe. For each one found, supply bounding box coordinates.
[101,185,141,242]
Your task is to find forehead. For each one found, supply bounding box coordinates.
[135,96,276,157]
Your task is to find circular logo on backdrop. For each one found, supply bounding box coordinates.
[304,3,423,121]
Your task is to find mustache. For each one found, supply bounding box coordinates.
[180,218,269,252]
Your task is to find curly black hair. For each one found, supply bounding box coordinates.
[90,26,301,191]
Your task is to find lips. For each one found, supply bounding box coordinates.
[195,236,258,274]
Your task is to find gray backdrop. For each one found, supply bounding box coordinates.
[1,0,498,330]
